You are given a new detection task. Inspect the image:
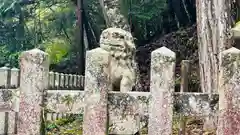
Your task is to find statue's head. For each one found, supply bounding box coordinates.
[100,28,136,58]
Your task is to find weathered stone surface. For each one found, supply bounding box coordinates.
[44,89,220,134]
[148,46,176,135]
[45,90,218,115]
[82,48,110,135]
[0,89,19,112]
[0,67,9,89]
[45,90,85,113]
[102,0,130,31]
[0,67,19,134]
[174,92,218,116]
[180,60,191,92]
[10,68,20,88]
[48,72,54,89]
[178,60,191,135]
[217,47,240,135]
[100,28,137,92]
[7,111,17,134]
[45,90,149,134]
[18,48,49,135]
[108,91,149,134]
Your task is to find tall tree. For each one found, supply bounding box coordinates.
[76,0,85,75]
[196,0,233,129]
[99,0,131,31]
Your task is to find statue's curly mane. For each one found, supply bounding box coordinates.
[99,28,137,92]
[99,28,136,60]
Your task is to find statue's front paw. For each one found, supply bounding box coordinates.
[120,79,135,93]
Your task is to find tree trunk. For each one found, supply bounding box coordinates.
[196,0,233,130]
[99,0,131,31]
[76,0,85,75]
[99,0,110,27]
[83,24,89,51]
[82,6,98,48]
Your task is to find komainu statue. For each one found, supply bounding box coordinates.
[99,27,137,92]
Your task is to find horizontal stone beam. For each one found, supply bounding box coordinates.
[45,90,85,113]
[45,90,149,134]
[1,89,219,117]
[108,92,150,134]
[1,89,219,134]
[173,92,219,116]
[45,91,219,116]
[45,91,150,114]
[108,92,219,134]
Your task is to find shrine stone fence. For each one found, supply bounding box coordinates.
[0,46,239,135]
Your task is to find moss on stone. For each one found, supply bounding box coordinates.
[45,115,216,135]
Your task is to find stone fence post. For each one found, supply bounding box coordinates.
[17,49,49,135]
[83,48,111,135]
[217,47,240,135]
[148,47,176,135]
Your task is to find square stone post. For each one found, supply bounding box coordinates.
[83,48,111,135]
[217,47,240,135]
[17,49,49,135]
[148,46,176,135]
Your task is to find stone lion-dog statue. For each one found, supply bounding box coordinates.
[99,27,137,92]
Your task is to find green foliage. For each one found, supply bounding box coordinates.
[120,0,167,43]
[233,20,240,30]
[0,0,20,18]
[127,0,166,21]
[0,0,192,70]
[0,46,20,67]
[0,0,76,67]
[44,38,70,64]
[46,116,77,130]
[60,95,74,110]
[84,0,106,39]
[46,114,83,135]
[0,46,10,66]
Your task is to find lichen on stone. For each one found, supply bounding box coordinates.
[99,28,138,92]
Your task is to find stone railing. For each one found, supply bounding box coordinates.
[0,46,240,135]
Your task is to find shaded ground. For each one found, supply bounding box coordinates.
[46,115,216,135]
